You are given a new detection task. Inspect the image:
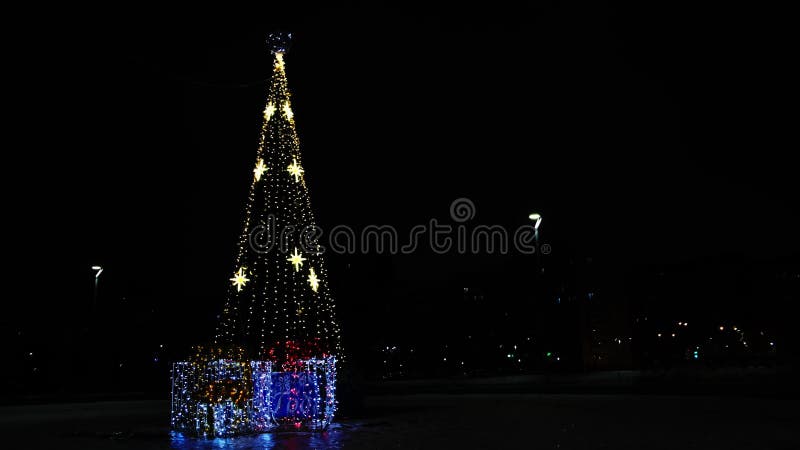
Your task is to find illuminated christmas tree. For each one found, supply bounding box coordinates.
[214,32,342,371]
[171,33,341,436]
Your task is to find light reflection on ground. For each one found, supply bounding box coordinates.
[3,394,798,449]
[169,423,351,450]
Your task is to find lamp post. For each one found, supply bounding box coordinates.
[528,213,542,274]
[528,213,542,245]
[91,265,103,311]
[528,213,546,370]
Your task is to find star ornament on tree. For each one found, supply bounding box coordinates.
[263,102,276,121]
[282,101,294,121]
[230,267,250,292]
[287,158,304,183]
[287,247,306,272]
[307,267,320,292]
[253,159,268,181]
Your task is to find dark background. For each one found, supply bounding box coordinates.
[4,3,798,398]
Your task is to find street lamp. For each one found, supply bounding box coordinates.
[528,213,542,244]
[92,265,104,310]
[528,213,542,230]
[528,213,543,275]
[527,213,545,369]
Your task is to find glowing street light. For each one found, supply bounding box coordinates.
[528,213,543,243]
[528,213,543,275]
[91,265,104,310]
[528,213,542,230]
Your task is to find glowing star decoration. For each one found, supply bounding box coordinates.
[263,102,276,121]
[275,52,285,70]
[287,247,306,272]
[253,159,268,181]
[307,267,320,292]
[230,267,250,292]
[282,101,294,121]
[287,158,304,183]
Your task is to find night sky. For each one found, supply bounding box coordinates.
[8,4,797,355]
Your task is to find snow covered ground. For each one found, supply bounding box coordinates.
[1,393,797,449]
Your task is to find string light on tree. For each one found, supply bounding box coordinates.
[230,267,250,292]
[253,159,268,181]
[275,52,285,70]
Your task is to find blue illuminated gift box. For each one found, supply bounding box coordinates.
[269,356,337,430]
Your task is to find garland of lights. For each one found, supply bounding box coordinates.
[171,33,341,436]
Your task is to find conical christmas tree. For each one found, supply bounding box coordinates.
[171,33,341,436]
[214,33,342,367]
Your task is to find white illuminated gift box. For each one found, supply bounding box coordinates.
[170,359,272,437]
[171,356,336,436]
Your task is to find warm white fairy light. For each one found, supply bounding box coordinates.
[275,52,285,70]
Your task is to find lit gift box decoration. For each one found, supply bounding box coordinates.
[269,356,337,431]
[170,348,274,437]
[170,348,337,436]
